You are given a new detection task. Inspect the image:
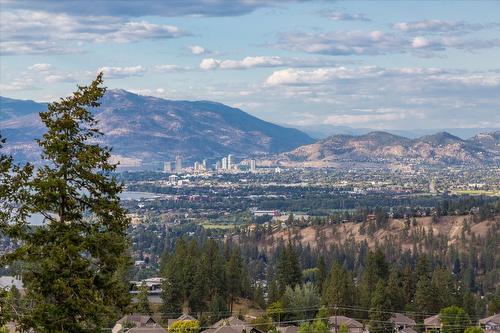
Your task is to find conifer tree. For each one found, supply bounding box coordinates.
[369,281,392,333]
[1,74,131,332]
[321,262,355,314]
[276,243,302,295]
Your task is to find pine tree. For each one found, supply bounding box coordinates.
[276,243,302,295]
[317,256,327,293]
[386,268,405,311]
[415,276,438,313]
[1,74,131,332]
[321,262,355,314]
[369,281,392,333]
[226,247,243,313]
[360,249,389,310]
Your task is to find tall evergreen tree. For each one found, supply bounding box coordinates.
[1,74,131,332]
[360,249,389,311]
[386,268,405,311]
[276,243,302,295]
[226,247,244,312]
[321,262,356,314]
[369,281,392,333]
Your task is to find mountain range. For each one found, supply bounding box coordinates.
[273,131,499,167]
[290,123,500,140]
[0,90,314,165]
[1,91,498,168]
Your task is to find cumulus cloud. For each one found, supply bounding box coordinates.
[261,65,500,128]
[99,66,147,78]
[266,66,390,85]
[0,10,187,55]
[322,11,370,22]
[200,56,285,70]
[154,64,192,72]
[393,20,488,33]
[199,56,344,70]
[28,63,52,71]
[44,74,76,83]
[189,45,205,55]
[276,30,500,56]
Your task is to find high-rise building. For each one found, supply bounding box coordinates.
[215,161,222,170]
[194,161,200,172]
[227,154,233,169]
[250,159,256,172]
[163,161,172,173]
[221,157,228,170]
[202,159,207,170]
[429,178,437,194]
[175,156,182,173]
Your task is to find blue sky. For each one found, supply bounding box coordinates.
[1,0,500,130]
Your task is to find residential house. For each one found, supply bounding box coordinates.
[126,328,168,333]
[112,315,158,333]
[479,314,500,333]
[168,314,197,327]
[201,316,264,333]
[424,315,441,332]
[328,316,364,333]
[0,276,24,292]
[390,313,417,333]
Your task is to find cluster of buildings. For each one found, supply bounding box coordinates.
[109,312,500,333]
[163,155,257,174]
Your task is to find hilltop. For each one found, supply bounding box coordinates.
[272,130,499,167]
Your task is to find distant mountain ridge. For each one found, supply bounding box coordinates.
[290,123,500,140]
[2,92,498,168]
[274,130,499,167]
[0,90,314,165]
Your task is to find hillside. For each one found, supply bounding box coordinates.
[273,130,499,167]
[0,90,314,164]
[241,215,499,254]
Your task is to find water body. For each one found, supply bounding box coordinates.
[23,192,158,225]
[119,191,162,200]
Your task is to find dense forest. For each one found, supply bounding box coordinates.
[126,197,500,329]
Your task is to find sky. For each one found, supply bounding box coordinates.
[1,0,500,130]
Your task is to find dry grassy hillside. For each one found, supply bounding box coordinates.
[251,215,499,253]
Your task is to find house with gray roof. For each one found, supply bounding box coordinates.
[328,316,364,333]
[479,313,500,333]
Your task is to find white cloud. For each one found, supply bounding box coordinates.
[276,29,500,56]
[200,56,287,70]
[412,36,430,48]
[189,45,205,55]
[28,63,52,71]
[266,66,386,86]
[0,10,187,55]
[322,11,369,22]
[0,78,36,91]
[393,20,486,33]
[44,74,76,83]
[99,66,147,78]
[154,64,191,72]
